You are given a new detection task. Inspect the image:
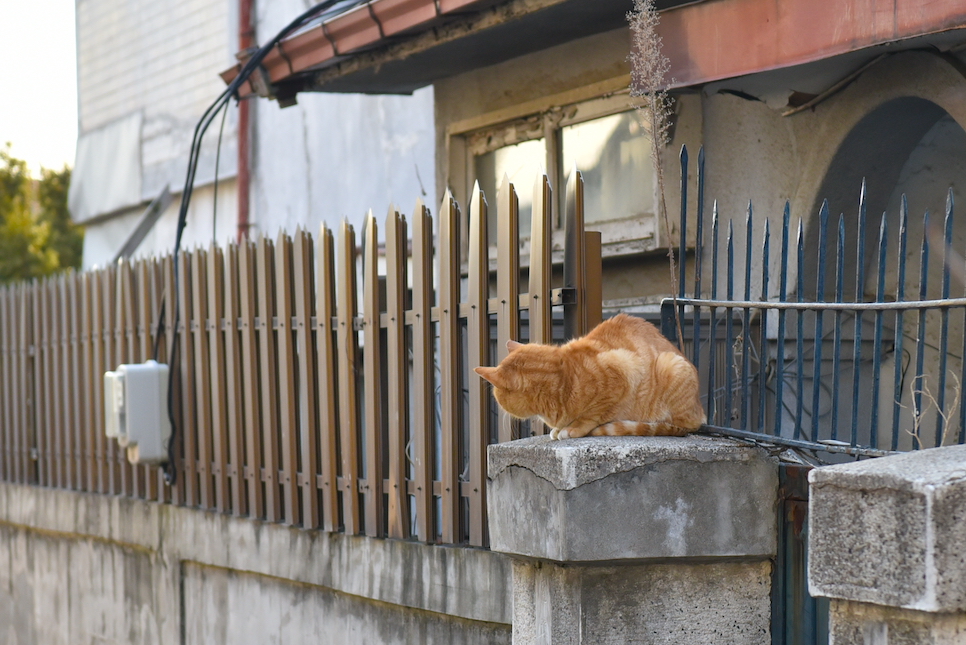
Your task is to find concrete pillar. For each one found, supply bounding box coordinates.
[808,444,966,644]
[486,435,779,645]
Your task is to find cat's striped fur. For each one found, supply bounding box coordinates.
[474,314,705,440]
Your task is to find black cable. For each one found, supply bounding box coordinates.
[160,0,348,486]
[212,101,229,244]
[152,299,165,361]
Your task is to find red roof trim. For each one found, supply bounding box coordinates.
[372,0,439,37]
[223,0,481,93]
[660,0,966,88]
[223,0,966,96]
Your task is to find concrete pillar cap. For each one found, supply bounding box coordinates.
[809,444,966,613]
[487,435,778,563]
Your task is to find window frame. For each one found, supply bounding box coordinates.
[445,75,669,260]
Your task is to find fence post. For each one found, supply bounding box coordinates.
[438,191,462,543]
[274,232,300,526]
[466,184,490,546]
[191,248,214,510]
[1,286,11,482]
[385,207,409,540]
[207,245,230,513]
[563,168,585,341]
[495,178,519,444]
[410,202,435,543]
[223,244,247,516]
[362,211,385,538]
[488,435,777,644]
[315,225,340,532]
[238,241,263,516]
[293,230,320,529]
[336,220,361,535]
[528,175,552,439]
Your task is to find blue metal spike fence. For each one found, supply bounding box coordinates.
[663,145,966,460]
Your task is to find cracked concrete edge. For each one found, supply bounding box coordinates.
[808,443,966,495]
[486,434,768,491]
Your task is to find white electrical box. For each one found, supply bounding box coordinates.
[103,360,172,465]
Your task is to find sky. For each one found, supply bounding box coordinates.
[0,0,78,176]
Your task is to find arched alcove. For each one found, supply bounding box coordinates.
[796,95,966,449]
[802,97,952,300]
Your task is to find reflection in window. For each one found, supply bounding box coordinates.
[474,138,545,240]
[561,111,654,224]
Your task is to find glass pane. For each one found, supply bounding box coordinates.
[474,137,546,240]
[561,111,654,224]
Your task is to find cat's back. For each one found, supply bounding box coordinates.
[585,313,680,357]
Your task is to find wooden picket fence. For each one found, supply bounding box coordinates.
[0,173,601,547]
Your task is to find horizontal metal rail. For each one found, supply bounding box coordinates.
[670,297,966,312]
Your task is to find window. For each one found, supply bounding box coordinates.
[448,80,666,257]
[560,110,653,225]
[474,137,546,241]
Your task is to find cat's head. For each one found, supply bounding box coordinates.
[474,340,564,421]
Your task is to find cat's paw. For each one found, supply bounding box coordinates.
[557,428,571,440]
[550,428,560,440]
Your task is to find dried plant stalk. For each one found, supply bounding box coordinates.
[628,0,682,345]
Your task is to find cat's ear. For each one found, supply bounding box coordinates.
[506,339,524,352]
[474,366,503,386]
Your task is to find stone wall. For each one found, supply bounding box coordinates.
[487,435,779,645]
[0,483,510,645]
[808,444,966,644]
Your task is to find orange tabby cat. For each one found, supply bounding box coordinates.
[474,313,706,439]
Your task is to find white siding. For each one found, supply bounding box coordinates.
[251,88,436,236]
[75,0,237,264]
[76,0,232,132]
[252,0,436,234]
[76,0,435,265]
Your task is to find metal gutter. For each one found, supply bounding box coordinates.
[221,0,489,97]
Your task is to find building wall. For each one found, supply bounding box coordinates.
[249,88,436,238]
[433,26,701,308]
[72,0,238,266]
[251,0,436,237]
[698,50,966,448]
[72,0,436,267]
[434,34,966,314]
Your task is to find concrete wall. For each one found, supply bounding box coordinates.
[487,435,778,644]
[808,444,966,644]
[0,483,510,644]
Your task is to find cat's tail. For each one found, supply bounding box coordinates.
[589,420,691,437]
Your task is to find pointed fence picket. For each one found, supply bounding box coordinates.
[0,174,600,546]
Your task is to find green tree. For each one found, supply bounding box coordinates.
[38,165,82,271]
[0,144,83,283]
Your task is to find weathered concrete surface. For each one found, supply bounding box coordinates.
[488,435,778,563]
[183,562,506,645]
[489,435,777,645]
[0,482,510,644]
[827,600,966,645]
[808,444,966,613]
[511,559,772,645]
